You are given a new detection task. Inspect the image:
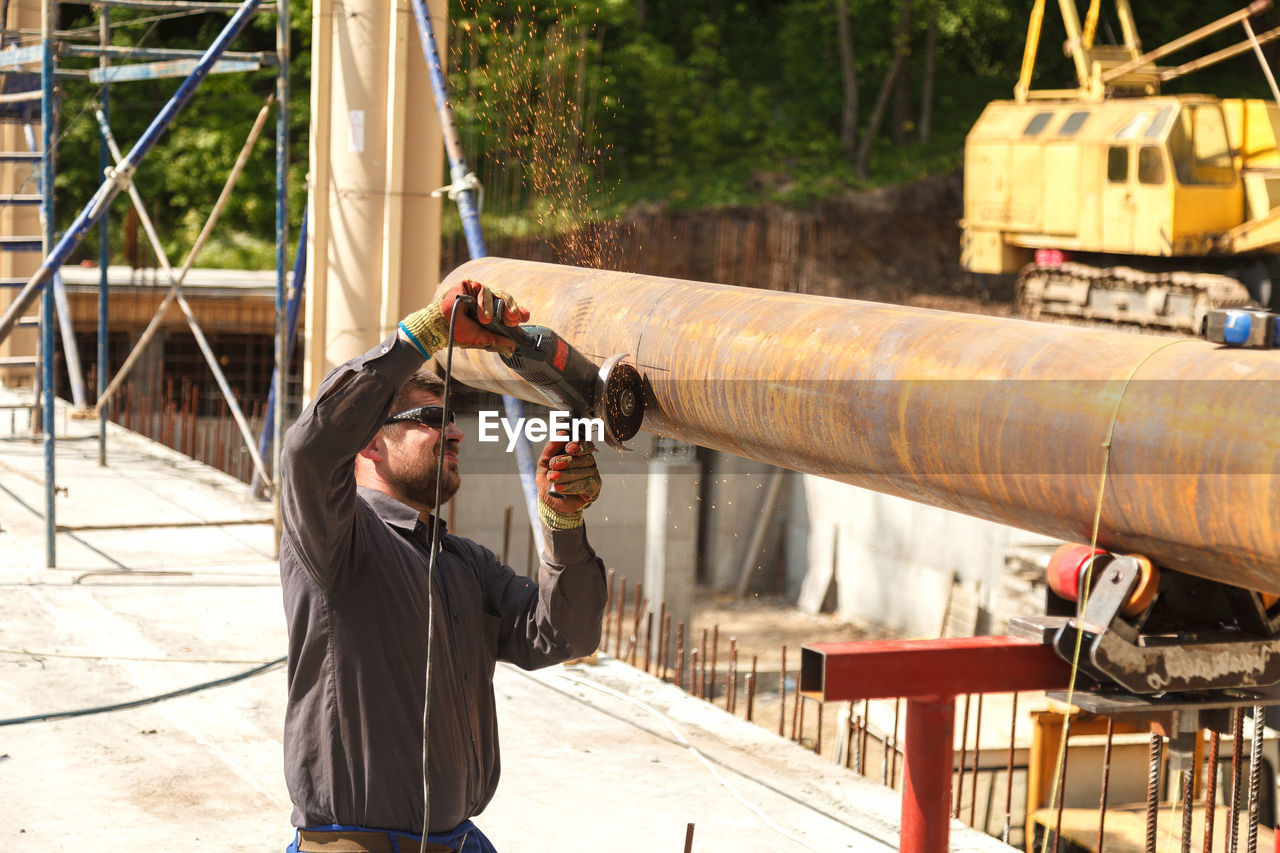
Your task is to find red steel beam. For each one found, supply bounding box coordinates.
[800,636,1074,853]
[800,635,1073,702]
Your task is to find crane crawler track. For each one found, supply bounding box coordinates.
[1016,262,1253,333]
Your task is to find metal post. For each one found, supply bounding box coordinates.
[902,698,955,853]
[272,0,289,526]
[97,3,110,466]
[40,0,54,567]
[255,201,306,496]
[406,0,542,552]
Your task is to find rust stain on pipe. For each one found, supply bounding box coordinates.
[442,258,1280,593]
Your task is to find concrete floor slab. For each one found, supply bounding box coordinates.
[0,393,1011,851]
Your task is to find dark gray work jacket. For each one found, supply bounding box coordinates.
[279,335,607,833]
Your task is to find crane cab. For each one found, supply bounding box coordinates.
[962,96,1252,275]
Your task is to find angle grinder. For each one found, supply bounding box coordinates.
[479,302,645,450]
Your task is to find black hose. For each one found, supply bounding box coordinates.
[0,655,285,727]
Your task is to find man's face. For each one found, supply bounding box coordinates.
[381,391,465,510]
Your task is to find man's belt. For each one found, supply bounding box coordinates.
[297,828,454,853]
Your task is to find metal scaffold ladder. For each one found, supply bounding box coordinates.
[0,0,289,568]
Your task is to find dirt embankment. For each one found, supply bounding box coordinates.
[442,174,1016,310]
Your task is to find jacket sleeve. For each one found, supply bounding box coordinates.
[280,334,424,589]
[472,524,608,668]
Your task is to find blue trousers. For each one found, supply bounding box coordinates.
[287,821,497,853]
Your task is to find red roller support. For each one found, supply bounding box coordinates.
[902,698,956,853]
[801,636,1074,853]
[1047,543,1104,602]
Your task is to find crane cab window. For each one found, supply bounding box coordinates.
[1023,112,1054,136]
[1138,146,1166,184]
[1058,111,1090,136]
[1107,146,1129,183]
[1115,113,1149,140]
[1145,107,1173,139]
[1169,105,1234,185]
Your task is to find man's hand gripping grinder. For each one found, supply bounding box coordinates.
[481,302,645,451]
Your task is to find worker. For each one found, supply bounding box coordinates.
[279,279,608,853]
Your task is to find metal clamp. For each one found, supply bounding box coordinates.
[431,172,483,211]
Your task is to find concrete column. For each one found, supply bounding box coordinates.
[304,0,445,399]
[643,438,699,654]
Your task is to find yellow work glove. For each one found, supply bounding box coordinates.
[536,440,602,530]
[399,279,529,358]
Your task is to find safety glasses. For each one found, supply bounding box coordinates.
[383,405,455,429]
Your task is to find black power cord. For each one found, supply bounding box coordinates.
[420,293,474,843]
[0,655,285,727]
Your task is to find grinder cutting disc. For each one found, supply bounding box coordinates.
[595,354,645,448]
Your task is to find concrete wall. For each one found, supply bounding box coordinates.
[450,427,1059,639]
[795,475,1057,637]
[448,415,678,589]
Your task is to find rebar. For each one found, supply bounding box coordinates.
[1182,768,1195,853]
[890,698,902,788]
[1098,717,1115,853]
[657,602,666,675]
[1230,707,1244,853]
[690,649,700,697]
[683,822,695,853]
[727,639,737,713]
[675,622,685,690]
[1052,716,1073,853]
[1205,731,1220,853]
[1247,706,1263,853]
[660,612,671,681]
[861,699,871,778]
[779,644,787,738]
[613,577,626,660]
[816,701,824,755]
[956,694,971,819]
[792,679,803,742]
[746,655,757,722]
[699,628,709,699]
[1146,732,1163,853]
[970,694,984,827]
[881,712,890,786]
[851,710,862,772]
[1003,693,1018,845]
[709,625,719,702]
[628,594,645,667]
[629,583,643,665]
[602,570,613,653]
[643,610,653,674]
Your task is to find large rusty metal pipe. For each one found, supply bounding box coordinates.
[441,258,1280,593]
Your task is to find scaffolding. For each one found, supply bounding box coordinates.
[0,0,290,567]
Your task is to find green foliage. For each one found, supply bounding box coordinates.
[49,1,308,266]
[36,0,1280,260]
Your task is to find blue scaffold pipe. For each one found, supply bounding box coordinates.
[409,0,543,553]
[41,0,56,569]
[0,0,263,348]
[254,200,306,496]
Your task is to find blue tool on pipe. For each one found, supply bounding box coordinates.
[0,0,264,347]
[407,0,543,549]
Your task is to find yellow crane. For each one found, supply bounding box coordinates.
[962,0,1280,331]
